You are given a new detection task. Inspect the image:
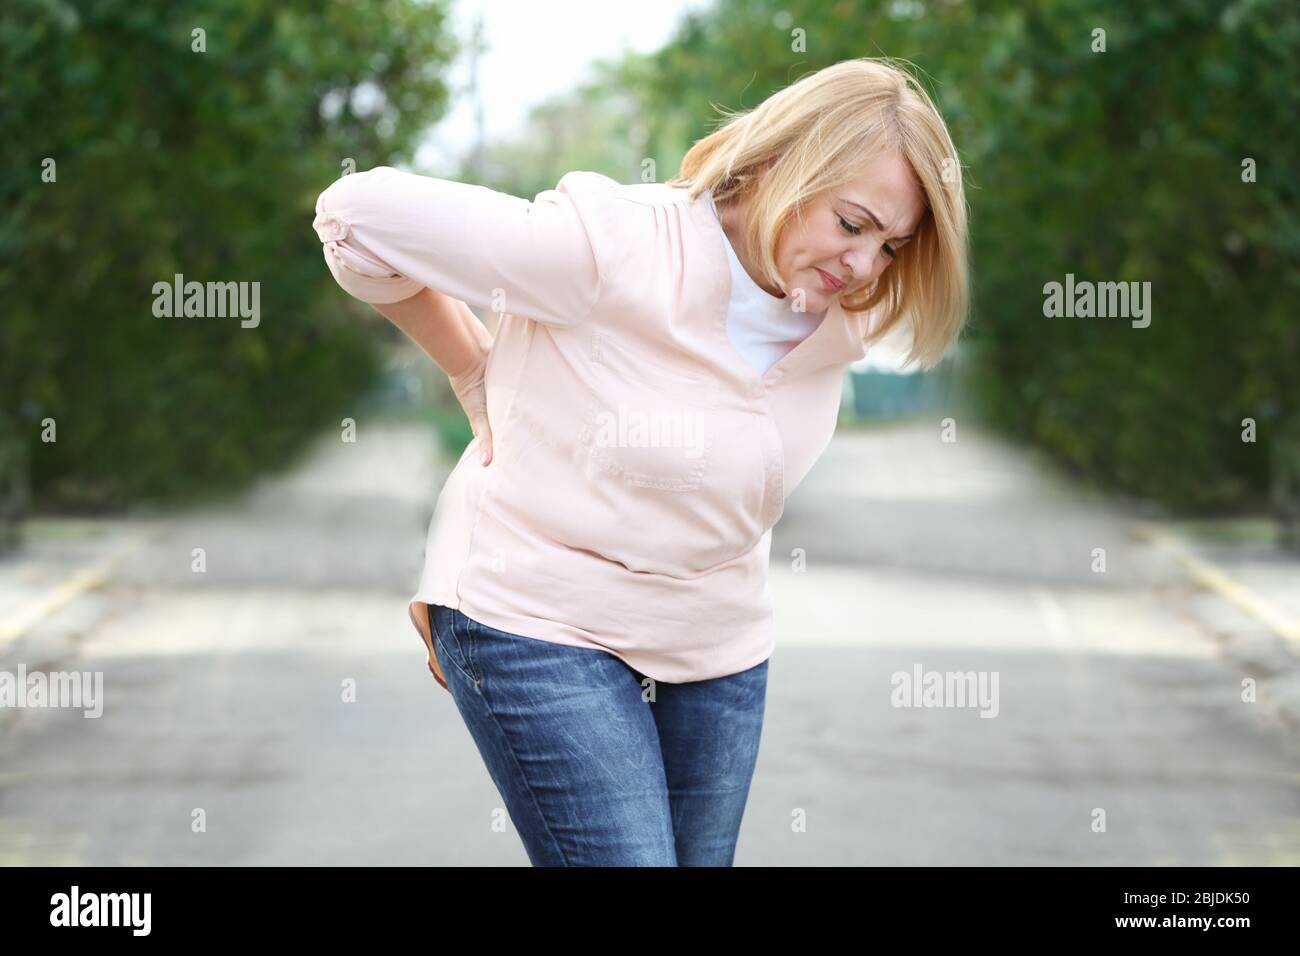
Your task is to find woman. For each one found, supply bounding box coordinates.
[312,57,969,866]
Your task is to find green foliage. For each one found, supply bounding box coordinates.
[954,1,1299,512]
[427,404,475,460]
[0,0,458,511]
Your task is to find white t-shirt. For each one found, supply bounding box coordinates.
[703,189,826,375]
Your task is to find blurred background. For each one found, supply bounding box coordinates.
[1,0,1297,865]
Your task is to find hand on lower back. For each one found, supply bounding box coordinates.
[449,348,493,466]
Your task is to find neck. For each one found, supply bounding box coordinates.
[716,194,786,299]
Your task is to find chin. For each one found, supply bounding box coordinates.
[796,275,835,312]
[807,289,835,313]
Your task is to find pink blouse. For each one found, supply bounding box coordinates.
[312,166,877,690]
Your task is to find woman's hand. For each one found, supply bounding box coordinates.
[366,288,495,467]
[448,345,493,466]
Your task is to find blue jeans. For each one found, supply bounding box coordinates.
[428,603,768,866]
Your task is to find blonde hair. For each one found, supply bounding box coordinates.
[666,57,970,371]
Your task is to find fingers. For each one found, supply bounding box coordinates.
[463,399,492,466]
[478,419,493,466]
[447,349,493,467]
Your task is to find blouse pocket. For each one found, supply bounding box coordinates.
[576,332,720,492]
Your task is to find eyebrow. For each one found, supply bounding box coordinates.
[839,197,913,242]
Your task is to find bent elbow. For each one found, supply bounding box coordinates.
[312,169,422,304]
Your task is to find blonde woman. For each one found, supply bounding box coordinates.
[312,57,969,866]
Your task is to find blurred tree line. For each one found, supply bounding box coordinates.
[469,0,1299,535]
[0,0,456,537]
[3,0,1296,545]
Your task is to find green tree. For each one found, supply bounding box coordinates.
[0,0,457,516]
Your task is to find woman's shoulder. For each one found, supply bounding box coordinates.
[543,172,718,319]
[552,170,695,211]
[548,172,707,276]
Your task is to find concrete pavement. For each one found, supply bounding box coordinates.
[1,413,1296,865]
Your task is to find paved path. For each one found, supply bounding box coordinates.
[1,414,1296,865]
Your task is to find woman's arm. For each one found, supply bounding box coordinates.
[312,165,609,467]
[311,166,602,327]
[368,287,491,380]
[369,287,495,466]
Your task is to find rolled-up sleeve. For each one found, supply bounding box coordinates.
[312,166,604,327]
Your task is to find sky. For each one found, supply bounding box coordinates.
[415,0,705,173]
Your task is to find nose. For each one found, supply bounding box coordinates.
[842,239,891,286]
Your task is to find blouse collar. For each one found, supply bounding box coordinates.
[689,187,871,379]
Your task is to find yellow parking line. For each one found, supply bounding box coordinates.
[0,528,162,649]
[1134,522,1300,649]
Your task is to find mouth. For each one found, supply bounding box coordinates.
[815,268,845,292]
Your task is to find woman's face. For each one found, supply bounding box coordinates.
[773,150,928,312]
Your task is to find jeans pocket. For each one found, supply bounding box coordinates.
[432,605,481,686]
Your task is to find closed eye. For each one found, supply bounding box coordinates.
[840,214,899,259]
